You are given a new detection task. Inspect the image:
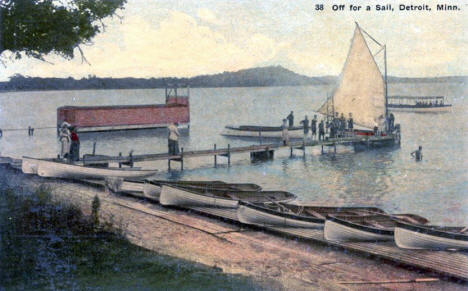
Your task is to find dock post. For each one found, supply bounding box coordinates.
[334,144,337,154]
[92,142,96,155]
[290,146,293,158]
[118,152,122,168]
[180,147,184,171]
[227,144,231,167]
[168,158,171,171]
[321,144,324,154]
[214,144,217,168]
[129,151,134,168]
[303,140,306,157]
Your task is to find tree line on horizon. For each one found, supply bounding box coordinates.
[0,66,466,91]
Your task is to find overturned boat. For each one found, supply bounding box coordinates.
[237,201,386,228]
[324,213,429,242]
[159,184,295,208]
[394,221,468,250]
[29,157,158,179]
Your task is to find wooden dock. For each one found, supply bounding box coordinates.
[82,135,398,170]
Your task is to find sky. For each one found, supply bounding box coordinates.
[1,0,467,81]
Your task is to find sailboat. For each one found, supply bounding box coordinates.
[318,23,400,148]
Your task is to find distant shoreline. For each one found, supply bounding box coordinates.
[1,65,465,92]
[0,80,465,94]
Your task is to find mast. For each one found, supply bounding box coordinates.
[384,45,388,131]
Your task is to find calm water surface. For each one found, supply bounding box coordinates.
[0,83,467,225]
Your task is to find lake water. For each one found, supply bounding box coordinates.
[0,83,467,225]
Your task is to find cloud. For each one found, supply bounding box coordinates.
[197,8,221,25]
[1,11,278,80]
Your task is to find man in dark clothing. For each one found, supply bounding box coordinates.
[329,121,336,138]
[388,113,395,132]
[69,127,80,162]
[339,113,346,136]
[287,111,294,127]
[373,126,378,136]
[411,146,423,161]
[318,120,325,141]
[348,113,354,131]
[300,116,309,142]
[311,115,317,139]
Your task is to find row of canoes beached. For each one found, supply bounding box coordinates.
[18,157,468,251]
[100,178,468,251]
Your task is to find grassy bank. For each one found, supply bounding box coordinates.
[0,186,267,290]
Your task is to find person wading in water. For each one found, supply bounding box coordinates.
[411,146,423,161]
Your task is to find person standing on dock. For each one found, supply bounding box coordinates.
[318,120,325,141]
[287,111,294,128]
[311,115,317,140]
[168,123,180,155]
[388,113,395,132]
[411,146,423,161]
[300,116,309,142]
[347,113,353,132]
[69,127,80,162]
[59,124,71,160]
[339,113,346,137]
[281,119,289,145]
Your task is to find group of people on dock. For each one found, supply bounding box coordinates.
[58,122,80,162]
[281,111,355,145]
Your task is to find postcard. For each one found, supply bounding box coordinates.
[0,1,466,290]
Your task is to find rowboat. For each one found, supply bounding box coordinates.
[394,221,468,250]
[159,184,296,208]
[147,179,262,192]
[236,201,386,228]
[221,125,304,139]
[31,157,158,179]
[323,214,429,242]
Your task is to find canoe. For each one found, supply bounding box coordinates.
[159,184,296,208]
[32,158,157,179]
[394,221,468,250]
[147,179,262,192]
[226,125,303,132]
[105,177,161,200]
[222,125,304,139]
[324,214,429,242]
[236,201,386,228]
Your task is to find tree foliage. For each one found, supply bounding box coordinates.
[0,0,126,61]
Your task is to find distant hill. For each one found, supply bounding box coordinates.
[0,66,466,91]
[0,66,324,91]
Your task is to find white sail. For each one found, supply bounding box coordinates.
[319,24,386,129]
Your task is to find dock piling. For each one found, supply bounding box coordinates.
[181,147,184,171]
[214,144,217,168]
[227,144,231,166]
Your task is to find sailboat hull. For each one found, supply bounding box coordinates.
[353,135,400,151]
